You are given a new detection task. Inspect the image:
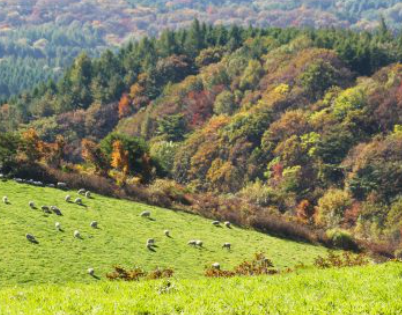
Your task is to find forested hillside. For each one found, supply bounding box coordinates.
[3,20,402,256]
[2,0,402,98]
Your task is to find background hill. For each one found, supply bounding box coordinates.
[2,0,402,98]
[3,23,402,256]
[0,180,327,285]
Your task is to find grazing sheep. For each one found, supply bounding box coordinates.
[147,238,155,245]
[224,221,231,228]
[212,262,220,269]
[41,206,52,214]
[90,221,98,229]
[85,191,91,199]
[164,230,170,237]
[55,222,61,231]
[212,221,220,226]
[195,240,203,247]
[57,182,67,189]
[187,240,197,246]
[48,184,55,188]
[88,268,95,276]
[222,243,231,250]
[26,234,37,243]
[74,230,81,238]
[51,206,63,216]
[65,195,71,202]
[2,196,8,204]
[78,189,86,195]
[140,211,151,218]
[29,201,35,209]
[74,198,82,205]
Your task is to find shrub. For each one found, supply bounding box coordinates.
[394,249,402,260]
[106,266,174,281]
[326,229,360,251]
[314,251,369,268]
[205,253,278,278]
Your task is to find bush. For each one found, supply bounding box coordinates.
[106,265,174,281]
[314,251,369,268]
[205,253,279,278]
[394,249,402,260]
[326,229,360,251]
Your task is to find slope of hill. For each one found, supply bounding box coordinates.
[1,262,400,314]
[0,180,327,286]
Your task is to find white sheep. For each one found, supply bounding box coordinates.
[78,189,86,195]
[85,191,91,199]
[140,211,151,218]
[41,206,52,214]
[90,221,98,229]
[74,230,81,238]
[212,262,220,269]
[65,195,71,202]
[75,198,82,205]
[2,196,8,204]
[26,234,37,243]
[164,230,170,237]
[222,243,231,250]
[212,221,220,226]
[29,201,35,209]
[187,240,197,246]
[57,182,67,189]
[88,268,95,276]
[224,221,231,228]
[55,222,61,231]
[195,240,203,247]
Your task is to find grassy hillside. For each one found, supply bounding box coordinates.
[0,263,400,314]
[0,180,327,286]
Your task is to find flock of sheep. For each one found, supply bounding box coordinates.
[2,180,233,275]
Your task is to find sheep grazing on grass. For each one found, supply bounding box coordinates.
[65,195,71,202]
[74,198,83,205]
[212,221,220,227]
[2,196,8,204]
[78,189,86,195]
[41,206,52,214]
[51,206,62,216]
[222,243,231,250]
[88,268,95,276]
[195,240,203,247]
[74,230,81,238]
[90,221,98,229]
[212,262,220,270]
[147,238,155,245]
[224,221,231,228]
[26,234,38,244]
[57,182,67,189]
[187,240,197,246]
[29,201,35,209]
[146,238,156,250]
[140,211,151,218]
[55,222,61,231]
[85,191,91,199]
[164,230,170,237]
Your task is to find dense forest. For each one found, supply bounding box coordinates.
[3,19,402,253]
[2,0,402,98]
